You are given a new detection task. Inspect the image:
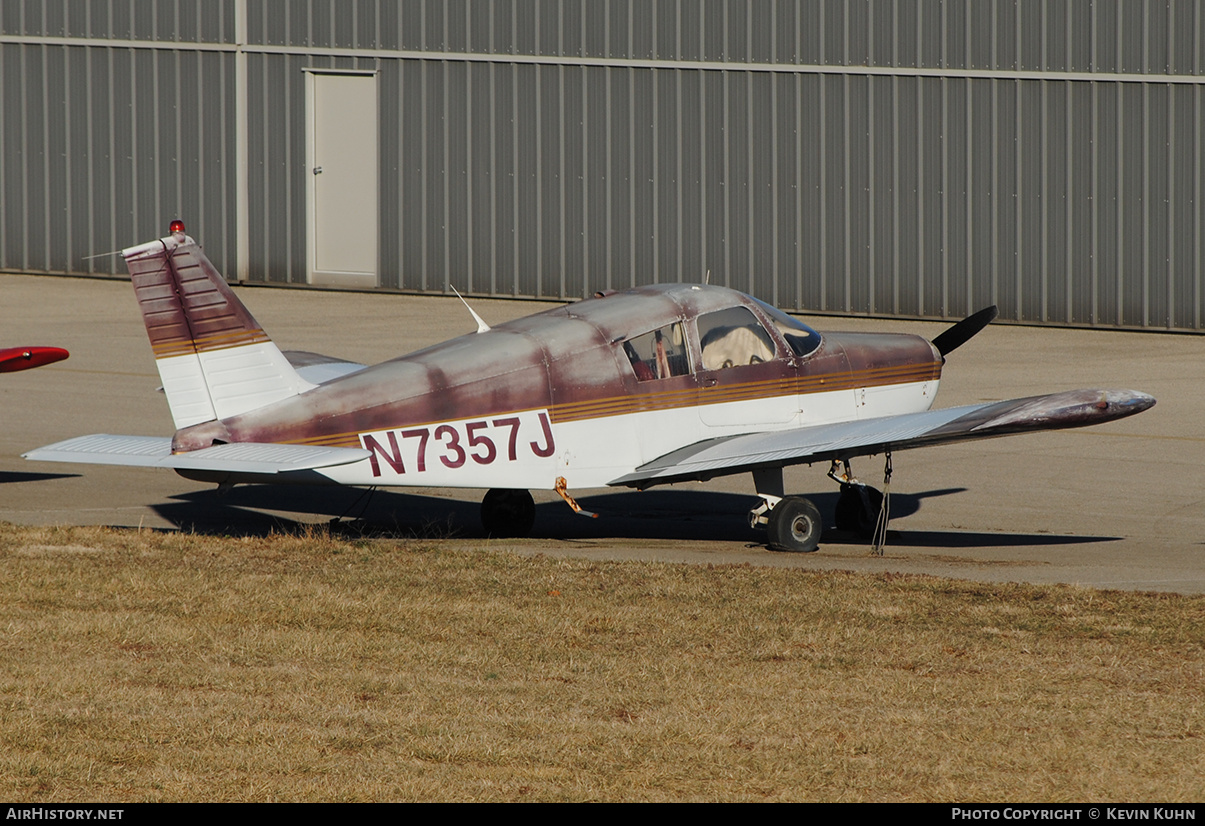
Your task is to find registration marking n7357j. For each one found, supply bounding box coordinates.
[359,410,555,479]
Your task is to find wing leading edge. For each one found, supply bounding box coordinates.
[609,388,1155,489]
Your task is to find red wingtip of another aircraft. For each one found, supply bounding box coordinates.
[0,346,70,373]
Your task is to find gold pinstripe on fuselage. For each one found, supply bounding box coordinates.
[278,360,941,448]
[552,361,939,423]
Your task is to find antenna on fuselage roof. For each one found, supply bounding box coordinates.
[704,269,711,285]
[449,285,491,334]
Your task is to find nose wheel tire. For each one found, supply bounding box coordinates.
[480,488,536,538]
[834,483,884,536]
[767,496,823,553]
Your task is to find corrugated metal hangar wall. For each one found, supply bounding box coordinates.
[2,1,1204,330]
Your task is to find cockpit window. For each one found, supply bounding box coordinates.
[750,298,823,358]
[622,322,691,381]
[697,307,779,370]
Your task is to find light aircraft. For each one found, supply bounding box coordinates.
[1,346,68,373]
[25,222,1154,552]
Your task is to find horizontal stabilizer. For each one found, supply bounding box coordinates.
[24,434,370,474]
[282,350,369,385]
[609,389,1155,488]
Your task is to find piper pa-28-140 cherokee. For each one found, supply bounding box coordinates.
[25,223,1155,552]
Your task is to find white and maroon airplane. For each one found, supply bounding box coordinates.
[25,223,1154,552]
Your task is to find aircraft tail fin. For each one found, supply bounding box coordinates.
[122,223,315,429]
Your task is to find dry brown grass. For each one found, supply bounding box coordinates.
[0,521,1201,802]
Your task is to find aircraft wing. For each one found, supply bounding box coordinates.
[24,434,370,474]
[609,388,1154,488]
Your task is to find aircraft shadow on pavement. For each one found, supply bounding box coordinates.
[151,484,1117,549]
[0,470,79,484]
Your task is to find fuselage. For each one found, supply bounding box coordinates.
[172,284,943,490]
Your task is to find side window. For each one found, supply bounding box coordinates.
[697,307,778,371]
[622,322,691,381]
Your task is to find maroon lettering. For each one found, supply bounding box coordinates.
[530,411,556,458]
[466,421,496,465]
[369,413,552,475]
[435,424,466,468]
[492,417,521,461]
[363,432,405,477]
[402,428,430,472]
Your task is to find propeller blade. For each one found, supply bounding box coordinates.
[931,305,998,358]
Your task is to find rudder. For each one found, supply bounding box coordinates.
[123,223,314,429]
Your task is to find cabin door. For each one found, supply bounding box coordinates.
[306,72,378,287]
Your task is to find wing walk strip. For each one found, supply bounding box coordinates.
[277,364,940,448]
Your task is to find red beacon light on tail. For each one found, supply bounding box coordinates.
[169,220,186,241]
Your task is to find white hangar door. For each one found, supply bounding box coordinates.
[306,72,378,287]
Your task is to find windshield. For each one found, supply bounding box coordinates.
[750,299,823,358]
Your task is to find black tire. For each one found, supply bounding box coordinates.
[834,484,884,536]
[767,496,823,553]
[480,488,536,538]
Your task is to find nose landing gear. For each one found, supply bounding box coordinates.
[829,457,892,555]
[830,459,885,536]
[749,458,892,553]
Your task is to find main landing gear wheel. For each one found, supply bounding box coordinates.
[767,496,823,553]
[480,488,536,538]
[834,483,884,536]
